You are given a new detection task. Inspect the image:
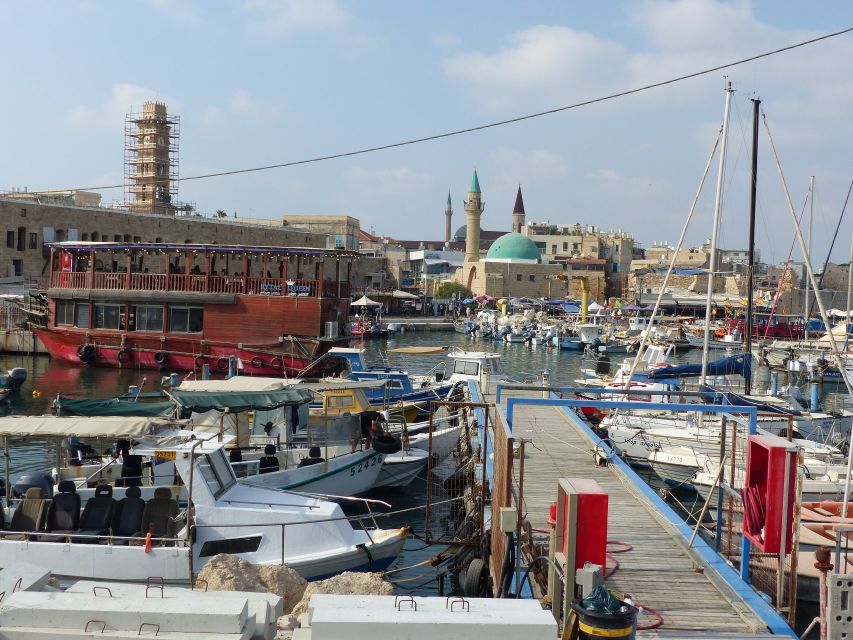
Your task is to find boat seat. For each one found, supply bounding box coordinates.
[297,446,325,468]
[116,454,143,488]
[5,487,49,540]
[42,480,81,540]
[110,485,146,544]
[258,444,279,474]
[75,484,115,542]
[132,487,178,546]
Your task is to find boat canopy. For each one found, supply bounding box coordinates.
[645,353,752,380]
[0,416,179,438]
[700,385,802,416]
[176,377,292,392]
[55,395,176,418]
[168,387,314,412]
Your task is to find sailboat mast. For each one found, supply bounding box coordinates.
[804,176,814,336]
[700,81,734,387]
[744,98,760,395]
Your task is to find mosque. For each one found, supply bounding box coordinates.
[455,170,564,298]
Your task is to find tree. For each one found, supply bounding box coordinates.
[436,282,472,299]
[215,209,227,218]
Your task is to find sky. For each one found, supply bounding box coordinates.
[1,1,853,266]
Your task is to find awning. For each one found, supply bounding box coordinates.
[391,290,419,299]
[55,395,176,418]
[0,416,177,438]
[168,387,314,412]
[351,295,382,306]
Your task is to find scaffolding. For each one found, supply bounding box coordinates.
[123,101,182,216]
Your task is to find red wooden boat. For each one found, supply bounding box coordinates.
[29,242,357,377]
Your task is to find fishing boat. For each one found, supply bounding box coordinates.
[373,447,429,489]
[0,416,407,583]
[28,241,356,378]
[559,324,602,351]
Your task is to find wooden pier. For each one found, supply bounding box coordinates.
[483,386,791,638]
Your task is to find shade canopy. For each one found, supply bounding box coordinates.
[55,395,176,418]
[351,295,382,306]
[168,387,314,413]
[0,416,178,438]
[391,290,419,299]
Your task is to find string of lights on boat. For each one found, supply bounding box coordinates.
[33,25,853,196]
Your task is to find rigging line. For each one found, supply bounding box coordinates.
[33,25,853,195]
[809,177,853,316]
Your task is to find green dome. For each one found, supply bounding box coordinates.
[485,232,541,262]
[453,224,479,240]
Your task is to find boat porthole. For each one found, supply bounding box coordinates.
[154,351,167,365]
[251,356,264,369]
[194,356,205,368]
[217,357,229,371]
[117,349,131,364]
[270,357,284,370]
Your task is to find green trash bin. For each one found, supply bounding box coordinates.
[571,600,638,640]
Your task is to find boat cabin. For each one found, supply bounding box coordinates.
[447,349,506,385]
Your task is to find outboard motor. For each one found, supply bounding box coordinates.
[13,472,54,499]
[595,346,611,375]
[7,368,26,391]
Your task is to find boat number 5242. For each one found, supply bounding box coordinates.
[351,455,383,475]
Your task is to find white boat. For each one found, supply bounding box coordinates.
[240,448,386,496]
[0,416,406,584]
[446,348,507,386]
[373,448,429,489]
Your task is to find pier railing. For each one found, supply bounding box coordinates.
[48,272,348,298]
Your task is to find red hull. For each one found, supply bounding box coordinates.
[34,328,340,378]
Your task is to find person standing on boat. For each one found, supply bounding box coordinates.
[353,409,388,451]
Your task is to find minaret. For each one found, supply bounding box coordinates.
[512,185,526,234]
[444,191,453,244]
[464,170,484,263]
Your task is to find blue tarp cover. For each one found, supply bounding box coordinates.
[646,353,751,380]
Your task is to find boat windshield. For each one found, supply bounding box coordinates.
[198,448,237,497]
[453,360,480,377]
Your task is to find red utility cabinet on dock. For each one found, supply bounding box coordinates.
[743,434,798,554]
[556,478,608,572]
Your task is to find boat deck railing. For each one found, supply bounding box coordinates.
[48,272,350,298]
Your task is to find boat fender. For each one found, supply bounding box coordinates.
[216,357,229,371]
[154,351,167,365]
[626,344,634,353]
[356,542,374,571]
[194,355,205,368]
[270,356,284,370]
[371,434,402,455]
[117,348,131,364]
[77,344,95,363]
[251,356,264,369]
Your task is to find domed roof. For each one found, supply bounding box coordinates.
[453,224,479,240]
[485,232,541,262]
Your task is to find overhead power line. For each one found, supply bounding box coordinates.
[35,25,853,194]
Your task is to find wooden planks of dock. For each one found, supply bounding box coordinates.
[490,387,776,638]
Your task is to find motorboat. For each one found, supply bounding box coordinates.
[446,348,507,386]
[0,416,406,584]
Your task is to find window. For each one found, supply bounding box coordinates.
[91,232,100,241]
[327,395,354,409]
[93,303,122,330]
[563,242,568,251]
[516,274,522,282]
[28,232,37,250]
[169,306,203,333]
[529,275,535,282]
[19,208,26,218]
[453,360,480,376]
[82,233,89,241]
[17,227,25,252]
[11,260,22,276]
[551,245,557,254]
[6,232,14,248]
[134,305,164,332]
[75,302,90,328]
[197,449,236,499]
[589,245,596,252]
[114,235,122,242]
[199,536,262,558]
[56,300,75,326]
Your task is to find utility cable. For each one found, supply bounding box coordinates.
[32,26,853,195]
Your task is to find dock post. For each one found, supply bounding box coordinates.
[170,373,179,387]
[541,370,551,399]
[809,364,820,411]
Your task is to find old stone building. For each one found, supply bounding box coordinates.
[0,197,327,284]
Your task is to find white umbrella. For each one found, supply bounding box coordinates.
[351,295,382,307]
[391,290,419,299]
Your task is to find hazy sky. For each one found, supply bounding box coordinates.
[2,1,852,265]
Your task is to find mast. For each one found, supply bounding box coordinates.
[744,98,760,395]
[804,176,814,337]
[846,231,853,351]
[700,81,734,388]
